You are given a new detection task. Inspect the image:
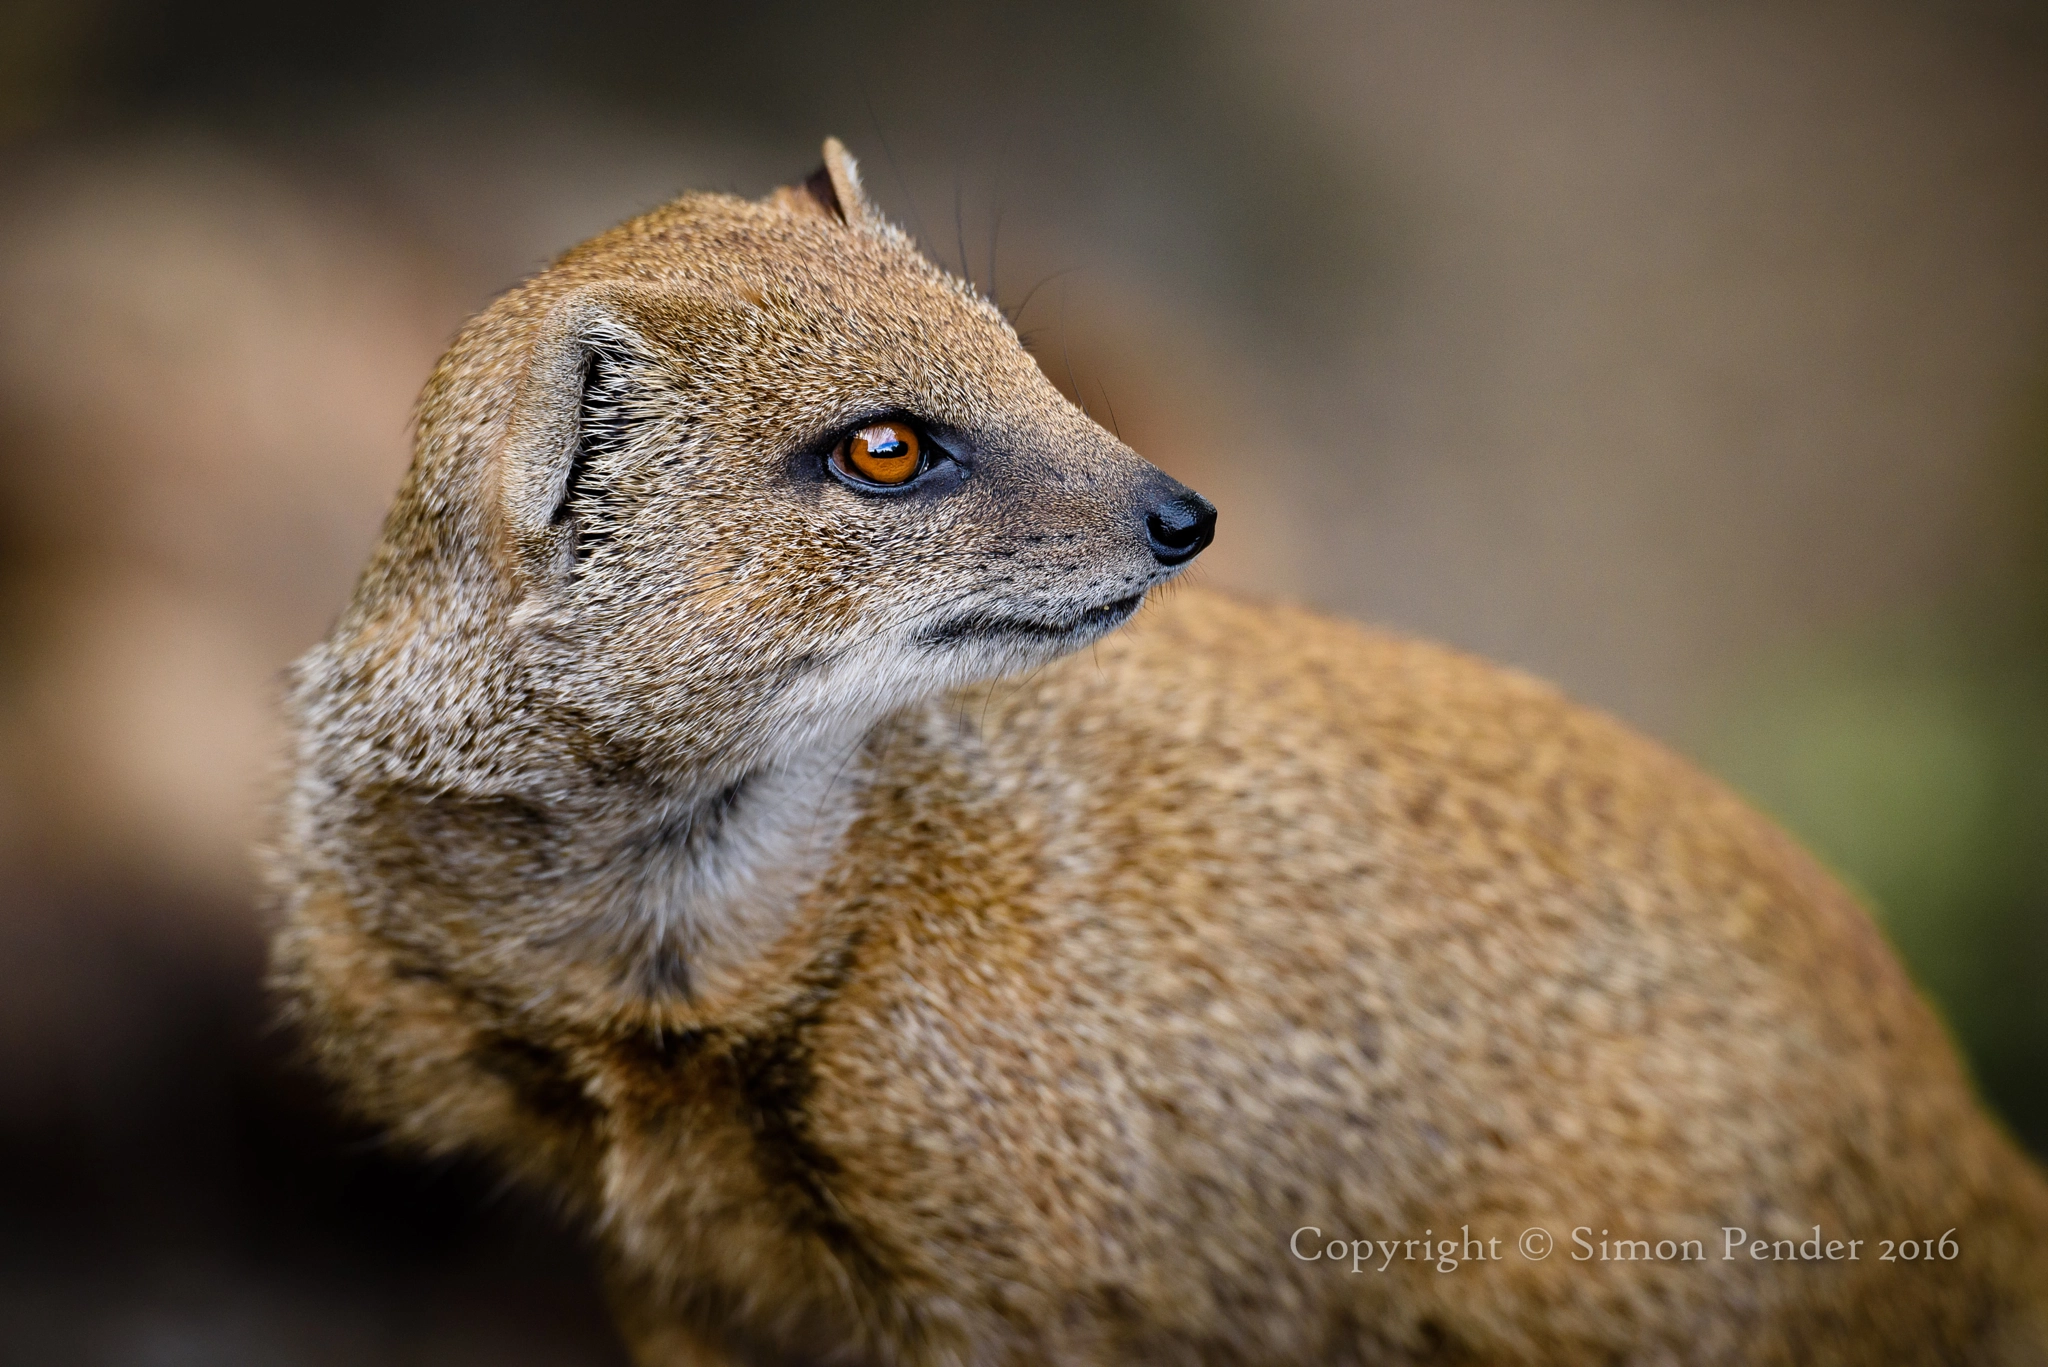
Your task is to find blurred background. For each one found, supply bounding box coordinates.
[1,0,2044,1361]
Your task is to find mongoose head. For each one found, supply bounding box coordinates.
[312,139,1213,796]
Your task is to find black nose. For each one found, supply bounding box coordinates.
[1145,489,1217,566]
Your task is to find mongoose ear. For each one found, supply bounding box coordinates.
[764,136,882,228]
[495,293,644,591]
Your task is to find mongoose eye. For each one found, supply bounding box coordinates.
[831,421,925,487]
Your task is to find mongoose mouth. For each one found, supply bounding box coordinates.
[916,592,1146,649]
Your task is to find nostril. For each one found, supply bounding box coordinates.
[1145,492,1217,565]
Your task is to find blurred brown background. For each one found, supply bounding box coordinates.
[2,1,2045,1361]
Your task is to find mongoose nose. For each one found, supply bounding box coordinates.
[1145,490,1217,565]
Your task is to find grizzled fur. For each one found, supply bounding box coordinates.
[270,140,2048,1365]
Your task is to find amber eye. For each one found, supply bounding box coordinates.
[832,421,924,487]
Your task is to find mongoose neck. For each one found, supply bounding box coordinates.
[291,705,881,1028]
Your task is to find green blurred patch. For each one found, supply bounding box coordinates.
[1700,628,2048,1153]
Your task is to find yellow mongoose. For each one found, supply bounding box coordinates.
[270,139,2048,1365]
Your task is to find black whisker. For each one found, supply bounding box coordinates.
[1006,267,1077,328]
[986,202,1002,307]
[1098,381,1122,440]
[1059,284,1090,419]
[954,182,973,293]
[862,99,932,251]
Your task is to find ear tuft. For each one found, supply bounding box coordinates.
[819,137,876,224]
[495,293,648,591]
[556,342,632,571]
[765,136,882,228]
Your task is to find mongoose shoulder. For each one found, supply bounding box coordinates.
[270,139,2048,1366]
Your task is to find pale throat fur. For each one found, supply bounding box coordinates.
[278,138,1215,1015]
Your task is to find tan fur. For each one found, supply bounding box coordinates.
[269,139,2048,1365]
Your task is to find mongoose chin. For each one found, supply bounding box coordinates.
[270,138,2048,1366]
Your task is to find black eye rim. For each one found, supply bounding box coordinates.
[821,413,958,495]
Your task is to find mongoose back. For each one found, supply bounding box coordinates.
[270,139,2048,1365]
